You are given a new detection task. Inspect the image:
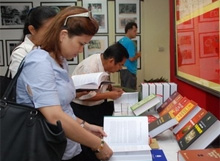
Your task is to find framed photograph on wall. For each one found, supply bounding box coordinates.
[40,2,76,11]
[115,35,141,69]
[67,56,79,65]
[82,0,108,33]
[84,35,108,58]
[0,2,33,29]
[0,40,4,66]
[115,0,140,34]
[6,40,20,65]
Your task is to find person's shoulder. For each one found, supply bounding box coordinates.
[26,48,49,61]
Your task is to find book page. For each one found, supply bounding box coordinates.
[104,116,150,152]
[72,72,108,89]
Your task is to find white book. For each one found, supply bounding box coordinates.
[168,82,177,95]
[130,94,161,116]
[141,83,149,100]
[162,83,170,102]
[71,72,112,91]
[104,116,152,161]
[154,83,163,109]
[113,92,138,116]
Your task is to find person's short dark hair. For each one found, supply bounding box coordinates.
[103,42,129,64]
[125,22,137,33]
[22,6,59,41]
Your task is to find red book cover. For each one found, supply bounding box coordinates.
[158,92,183,117]
[175,108,207,141]
[178,148,220,161]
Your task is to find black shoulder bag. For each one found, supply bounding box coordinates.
[0,60,67,161]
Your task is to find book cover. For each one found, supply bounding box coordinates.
[178,148,220,161]
[130,94,160,116]
[175,108,207,141]
[172,106,202,134]
[151,149,168,161]
[157,91,183,116]
[172,99,198,122]
[149,112,178,138]
[178,112,219,150]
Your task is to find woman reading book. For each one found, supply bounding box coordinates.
[16,6,112,161]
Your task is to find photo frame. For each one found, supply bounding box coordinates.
[115,0,140,34]
[177,31,195,65]
[199,32,219,58]
[115,35,141,69]
[40,2,76,11]
[175,0,220,97]
[0,40,4,66]
[6,40,20,65]
[0,2,33,29]
[67,56,79,65]
[84,35,108,58]
[82,0,108,33]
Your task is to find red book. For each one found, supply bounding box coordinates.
[178,148,220,161]
[175,108,207,141]
[158,91,183,117]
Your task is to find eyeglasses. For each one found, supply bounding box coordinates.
[63,11,92,26]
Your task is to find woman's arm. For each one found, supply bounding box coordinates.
[39,105,113,160]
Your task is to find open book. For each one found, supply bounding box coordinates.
[104,116,152,161]
[71,72,113,91]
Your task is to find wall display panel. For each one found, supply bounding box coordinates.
[115,35,141,69]
[5,39,20,65]
[175,0,220,97]
[0,40,4,66]
[82,0,108,33]
[83,35,108,58]
[0,2,33,29]
[40,2,76,10]
[115,0,140,34]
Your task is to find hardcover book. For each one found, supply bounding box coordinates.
[178,148,220,161]
[149,112,178,138]
[175,108,207,141]
[172,106,202,134]
[71,72,113,91]
[151,149,168,161]
[178,112,220,150]
[130,94,160,116]
[103,116,152,161]
[157,91,183,117]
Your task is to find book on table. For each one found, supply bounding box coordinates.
[177,112,220,150]
[172,105,202,134]
[168,98,198,123]
[149,112,178,138]
[178,148,220,161]
[150,149,168,161]
[157,91,183,117]
[113,92,139,116]
[71,72,113,91]
[174,108,207,141]
[130,94,161,116]
[103,116,152,161]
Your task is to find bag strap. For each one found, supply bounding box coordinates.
[5,61,12,78]
[2,59,25,101]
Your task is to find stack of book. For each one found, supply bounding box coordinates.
[148,90,220,150]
